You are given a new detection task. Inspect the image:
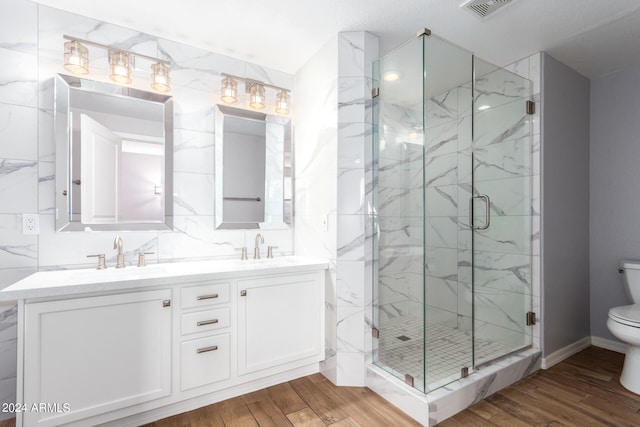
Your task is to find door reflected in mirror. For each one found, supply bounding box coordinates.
[214,105,292,229]
[55,74,173,231]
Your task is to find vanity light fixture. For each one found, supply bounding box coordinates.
[63,40,89,75]
[275,89,290,115]
[219,73,291,115]
[248,82,266,109]
[109,50,133,84]
[151,61,171,93]
[220,75,238,103]
[62,35,172,92]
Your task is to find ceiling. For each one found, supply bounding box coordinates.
[33,0,640,78]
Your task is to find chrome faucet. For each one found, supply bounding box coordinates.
[254,233,264,259]
[114,236,125,268]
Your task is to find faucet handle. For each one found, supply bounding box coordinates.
[87,254,107,270]
[234,247,248,260]
[267,246,279,258]
[137,252,155,267]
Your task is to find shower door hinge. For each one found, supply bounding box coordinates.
[372,88,380,98]
[372,327,380,338]
[526,311,537,326]
[405,374,414,387]
[526,100,535,115]
[461,367,469,378]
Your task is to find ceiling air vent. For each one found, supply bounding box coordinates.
[461,0,515,20]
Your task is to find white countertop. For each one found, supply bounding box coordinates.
[0,256,329,301]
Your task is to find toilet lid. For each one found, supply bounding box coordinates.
[609,304,640,326]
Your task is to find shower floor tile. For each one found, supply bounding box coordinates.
[377,315,512,391]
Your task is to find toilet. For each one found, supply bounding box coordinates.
[607,260,640,394]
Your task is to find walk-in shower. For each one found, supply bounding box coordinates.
[371,30,534,394]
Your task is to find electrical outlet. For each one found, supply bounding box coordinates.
[23,214,40,235]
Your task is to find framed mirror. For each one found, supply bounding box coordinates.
[214,105,292,229]
[55,74,173,231]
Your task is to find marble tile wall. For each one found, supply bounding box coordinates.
[0,0,294,412]
[293,31,378,387]
[293,35,339,383]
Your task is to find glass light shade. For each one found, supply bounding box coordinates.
[275,90,290,115]
[63,40,89,75]
[151,62,171,92]
[109,50,133,84]
[220,76,238,103]
[249,83,265,109]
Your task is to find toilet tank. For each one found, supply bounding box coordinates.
[621,260,640,302]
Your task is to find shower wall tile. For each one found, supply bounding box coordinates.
[503,56,529,80]
[474,99,528,147]
[425,121,458,157]
[425,278,458,313]
[425,185,458,217]
[425,88,458,129]
[0,104,38,161]
[425,247,458,280]
[473,136,532,181]
[475,67,529,110]
[425,217,458,249]
[474,287,527,334]
[425,152,457,187]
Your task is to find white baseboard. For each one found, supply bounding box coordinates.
[542,336,591,369]
[591,336,627,354]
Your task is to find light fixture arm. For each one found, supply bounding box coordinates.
[63,34,171,67]
[221,73,289,94]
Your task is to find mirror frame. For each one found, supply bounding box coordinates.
[54,74,174,231]
[214,104,292,230]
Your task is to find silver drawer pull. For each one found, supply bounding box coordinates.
[197,319,219,326]
[197,345,218,354]
[197,293,219,300]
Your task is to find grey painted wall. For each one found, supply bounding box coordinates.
[590,63,640,341]
[541,53,591,355]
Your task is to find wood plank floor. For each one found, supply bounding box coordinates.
[440,346,640,426]
[0,346,638,426]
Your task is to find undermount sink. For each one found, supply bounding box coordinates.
[68,265,168,281]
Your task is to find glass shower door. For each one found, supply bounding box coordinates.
[470,59,533,365]
[372,35,426,392]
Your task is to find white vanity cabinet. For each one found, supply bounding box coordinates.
[21,289,172,427]
[4,257,327,427]
[237,273,323,375]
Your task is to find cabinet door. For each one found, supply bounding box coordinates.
[237,273,323,375]
[23,289,172,427]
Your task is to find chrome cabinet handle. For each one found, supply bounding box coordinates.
[197,319,219,326]
[197,345,218,354]
[469,195,491,230]
[197,293,219,300]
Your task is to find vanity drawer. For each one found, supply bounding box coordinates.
[181,334,230,391]
[181,282,230,308]
[181,307,230,335]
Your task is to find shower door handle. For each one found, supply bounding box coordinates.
[469,195,491,230]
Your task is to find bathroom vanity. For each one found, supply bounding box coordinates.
[0,257,327,427]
